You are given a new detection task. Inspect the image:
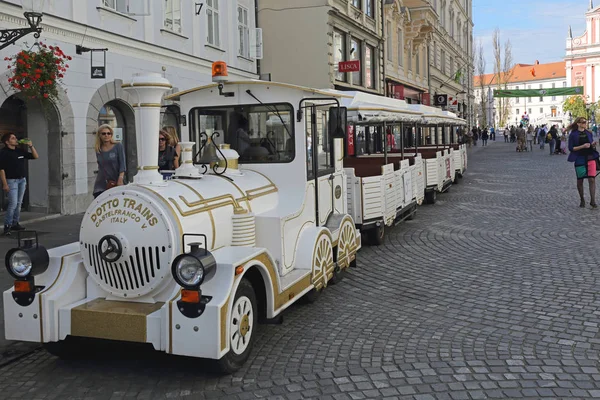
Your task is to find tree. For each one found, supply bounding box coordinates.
[492,28,515,128]
[563,95,598,122]
[475,40,489,128]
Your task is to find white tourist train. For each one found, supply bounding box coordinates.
[2,63,467,372]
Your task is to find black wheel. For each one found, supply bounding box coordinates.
[425,190,437,205]
[367,223,385,246]
[302,287,321,303]
[329,263,345,285]
[454,172,459,184]
[216,278,257,373]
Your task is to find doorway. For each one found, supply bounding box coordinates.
[98,100,137,183]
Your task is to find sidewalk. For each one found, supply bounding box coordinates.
[0,211,62,226]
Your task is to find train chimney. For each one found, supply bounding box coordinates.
[122,73,172,185]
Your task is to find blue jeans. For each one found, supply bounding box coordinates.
[539,137,545,149]
[549,139,555,154]
[5,178,26,227]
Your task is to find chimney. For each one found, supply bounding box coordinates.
[122,73,172,185]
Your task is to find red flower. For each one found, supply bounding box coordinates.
[7,78,12,82]
[46,80,53,84]
[35,74,41,79]
[58,74,63,78]
[49,46,54,50]
[67,56,72,60]
[17,59,24,65]
[25,64,30,69]
[21,72,28,77]
[23,54,29,60]
[23,84,30,89]
[35,69,42,73]
[50,75,55,79]
[43,93,49,99]
[65,64,69,68]
[42,44,47,48]
[39,82,44,86]
[39,63,44,67]
[6,65,10,69]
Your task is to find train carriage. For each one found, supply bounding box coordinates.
[3,65,362,372]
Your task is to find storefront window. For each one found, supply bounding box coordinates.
[350,38,362,86]
[334,30,346,82]
[366,0,374,17]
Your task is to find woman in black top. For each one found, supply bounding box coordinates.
[158,130,176,172]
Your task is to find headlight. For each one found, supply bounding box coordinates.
[8,250,32,278]
[5,234,49,280]
[174,255,205,289]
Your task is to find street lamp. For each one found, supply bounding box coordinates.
[0,1,45,51]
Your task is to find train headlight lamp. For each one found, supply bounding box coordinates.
[5,232,49,280]
[171,239,216,291]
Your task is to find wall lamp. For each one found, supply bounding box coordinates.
[0,1,45,51]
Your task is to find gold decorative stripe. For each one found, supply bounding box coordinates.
[220,295,230,351]
[132,103,163,108]
[171,180,217,249]
[137,166,160,170]
[132,185,184,247]
[212,175,253,212]
[122,83,173,88]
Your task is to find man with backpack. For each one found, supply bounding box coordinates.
[538,125,547,150]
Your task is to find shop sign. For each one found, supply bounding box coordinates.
[347,125,355,156]
[339,60,360,72]
[422,93,430,106]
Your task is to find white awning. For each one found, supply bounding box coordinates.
[323,90,423,123]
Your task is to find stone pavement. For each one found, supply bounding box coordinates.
[1,139,600,399]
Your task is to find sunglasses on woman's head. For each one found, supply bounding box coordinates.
[159,137,167,142]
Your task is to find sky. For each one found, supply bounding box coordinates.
[473,0,589,74]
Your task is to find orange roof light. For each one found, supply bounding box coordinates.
[212,61,229,82]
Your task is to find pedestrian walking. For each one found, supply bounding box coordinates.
[504,126,509,143]
[93,124,126,199]
[490,126,495,141]
[526,126,534,152]
[560,131,568,154]
[538,126,546,150]
[0,133,39,235]
[481,128,488,146]
[548,125,558,155]
[516,124,526,151]
[567,117,600,208]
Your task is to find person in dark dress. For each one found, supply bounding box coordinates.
[0,133,39,235]
[158,130,177,172]
[567,117,600,208]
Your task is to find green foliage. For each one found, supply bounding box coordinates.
[563,95,598,120]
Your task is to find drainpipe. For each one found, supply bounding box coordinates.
[254,1,261,78]
[381,0,386,96]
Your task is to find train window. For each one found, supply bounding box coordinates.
[305,104,334,180]
[189,103,294,164]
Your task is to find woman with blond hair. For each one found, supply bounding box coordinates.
[93,124,126,198]
[162,126,181,166]
[567,117,599,208]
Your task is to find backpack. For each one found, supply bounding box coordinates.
[546,133,553,142]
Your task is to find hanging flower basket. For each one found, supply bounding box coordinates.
[5,41,71,104]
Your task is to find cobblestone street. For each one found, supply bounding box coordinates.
[3,140,600,399]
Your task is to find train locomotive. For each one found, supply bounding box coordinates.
[3,65,361,372]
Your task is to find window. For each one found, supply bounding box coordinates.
[398,29,403,67]
[334,30,347,82]
[516,86,520,103]
[206,0,220,47]
[516,109,520,115]
[415,49,420,76]
[450,11,455,38]
[552,82,556,101]
[305,105,334,179]
[103,0,130,13]
[563,81,567,100]
[527,84,531,102]
[350,37,362,86]
[441,49,446,74]
[386,22,392,61]
[365,44,375,88]
[441,1,446,27]
[190,103,295,164]
[433,41,437,68]
[540,107,543,114]
[352,0,361,9]
[528,108,532,114]
[539,84,543,102]
[164,0,182,34]
[238,6,250,58]
[366,0,374,17]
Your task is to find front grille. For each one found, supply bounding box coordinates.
[84,243,167,291]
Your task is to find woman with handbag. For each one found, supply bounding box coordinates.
[567,117,600,208]
[93,124,126,198]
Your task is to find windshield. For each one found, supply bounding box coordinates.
[189,103,295,164]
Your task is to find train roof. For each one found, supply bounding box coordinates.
[165,80,345,101]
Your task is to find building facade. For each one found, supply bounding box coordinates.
[0,0,258,215]
[383,0,435,105]
[429,0,474,126]
[566,1,600,103]
[473,61,568,128]
[258,0,384,94]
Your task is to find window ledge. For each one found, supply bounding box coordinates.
[160,28,188,40]
[237,55,254,63]
[96,6,137,22]
[205,43,225,52]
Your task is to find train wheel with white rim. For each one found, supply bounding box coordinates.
[304,233,334,303]
[217,278,257,373]
[331,219,356,284]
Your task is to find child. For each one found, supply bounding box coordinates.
[560,132,568,154]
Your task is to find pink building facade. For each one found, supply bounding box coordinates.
[566,1,600,102]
